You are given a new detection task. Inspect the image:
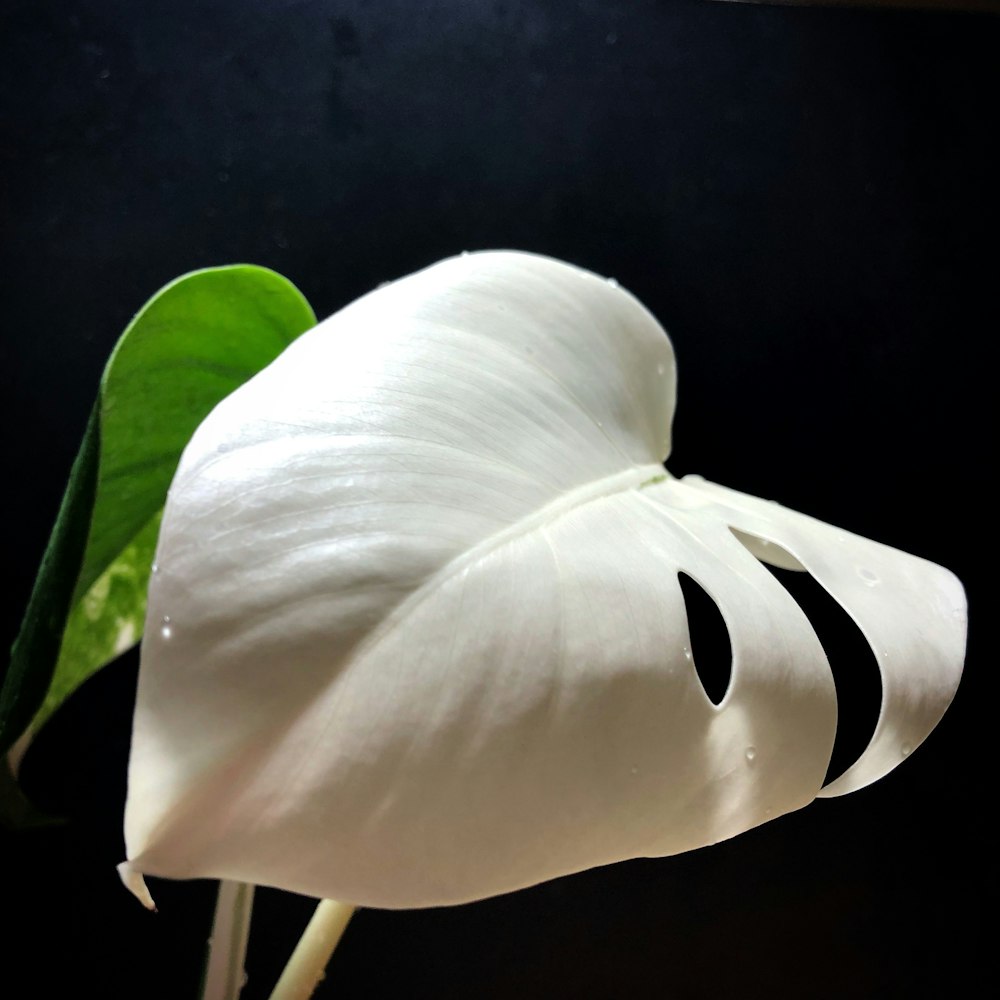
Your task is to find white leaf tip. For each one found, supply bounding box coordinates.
[117,861,157,911]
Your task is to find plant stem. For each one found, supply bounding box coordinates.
[202,880,256,1000]
[268,899,356,1000]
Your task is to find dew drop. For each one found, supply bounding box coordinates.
[683,647,692,661]
[461,250,470,257]
[745,746,757,763]
[606,277,619,288]
[151,562,159,575]
[858,567,879,586]
[161,625,172,640]
[901,743,912,758]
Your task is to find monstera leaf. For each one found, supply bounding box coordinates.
[120,252,965,909]
[0,265,316,805]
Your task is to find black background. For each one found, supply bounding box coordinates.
[1,2,994,998]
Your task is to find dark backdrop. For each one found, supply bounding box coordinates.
[1,2,994,998]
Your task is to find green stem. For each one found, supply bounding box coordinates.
[268,899,356,1000]
[202,881,256,1000]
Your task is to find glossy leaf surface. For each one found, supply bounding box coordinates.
[1,266,316,765]
[123,252,965,908]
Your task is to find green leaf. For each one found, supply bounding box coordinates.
[1,266,316,765]
[0,405,100,762]
[37,511,163,734]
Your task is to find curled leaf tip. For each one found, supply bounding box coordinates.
[117,861,157,911]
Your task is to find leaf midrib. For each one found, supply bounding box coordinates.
[345,462,670,670]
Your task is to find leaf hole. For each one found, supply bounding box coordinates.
[677,572,733,706]
[732,532,883,787]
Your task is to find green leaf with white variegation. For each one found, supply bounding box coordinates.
[35,512,162,735]
[1,266,316,792]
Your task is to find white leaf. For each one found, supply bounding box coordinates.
[122,251,965,908]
